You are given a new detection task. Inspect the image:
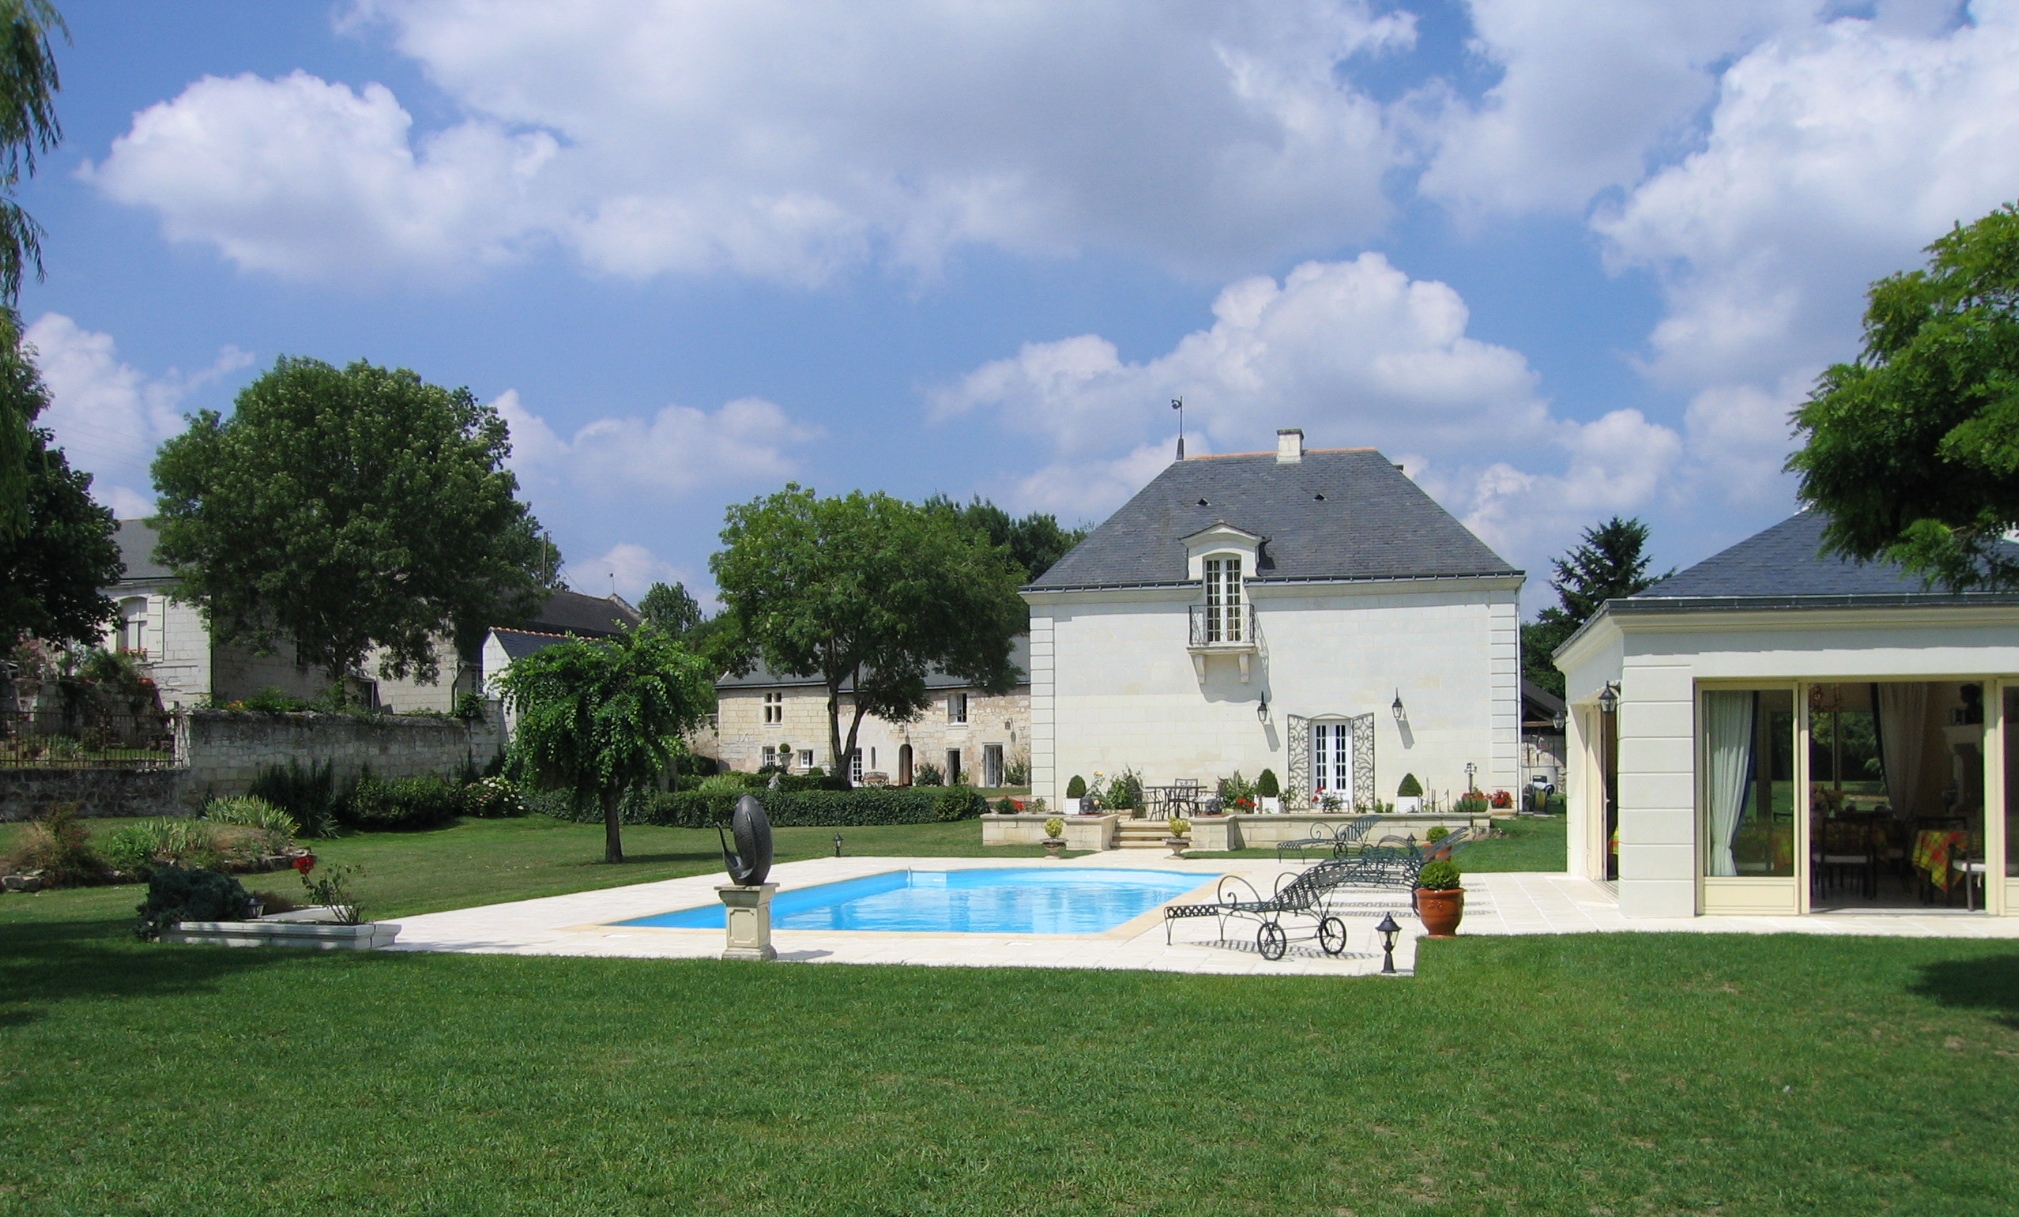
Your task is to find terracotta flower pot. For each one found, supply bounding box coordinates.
[1415,886,1464,937]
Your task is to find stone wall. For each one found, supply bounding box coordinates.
[0,704,507,820]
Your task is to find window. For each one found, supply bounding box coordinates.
[948,693,968,724]
[983,744,1004,788]
[1204,556,1243,642]
[798,749,815,770]
[763,691,783,724]
[761,746,777,768]
[1312,721,1351,801]
[1700,688,1795,877]
[116,597,148,655]
[851,749,864,784]
[946,749,963,784]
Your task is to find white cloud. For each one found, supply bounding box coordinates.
[1454,409,1685,563]
[83,71,559,282]
[24,314,253,517]
[938,253,1548,469]
[1421,0,1819,216]
[1595,3,2019,387]
[90,1,1417,285]
[494,389,818,504]
[584,541,704,605]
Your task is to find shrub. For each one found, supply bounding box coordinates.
[698,772,759,796]
[1167,816,1189,838]
[249,758,347,838]
[1255,768,1280,798]
[1003,755,1030,786]
[1102,768,1143,812]
[1416,859,1462,890]
[914,762,945,787]
[460,776,526,818]
[1043,816,1065,838]
[2,805,104,886]
[204,796,298,840]
[1488,789,1514,809]
[1397,773,1424,798]
[234,686,314,713]
[936,785,987,822]
[993,796,1017,814]
[1426,826,1450,843]
[346,774,462,830]
[545,787,961,829]
[1454,793,1490,815]
[136,866,254,938]
[1029,797,1048,814]
[1217,771,1255,805]
[1065,775,1087,799]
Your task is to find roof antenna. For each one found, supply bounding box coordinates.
[1171,396,1184,460]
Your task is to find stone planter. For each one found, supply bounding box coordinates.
[1164,837,1190,858]
[1395,796,1422,814]
[1259,796,1281,814]
[1062,813,1119,852]
[1415,887,1464,937]
[1063,797,1081,815]
[161,919,401,950]
[1041,837,1066,858]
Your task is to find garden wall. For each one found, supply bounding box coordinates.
[1,706,506,821]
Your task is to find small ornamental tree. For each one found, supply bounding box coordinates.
[1397,773,1424,798]
[499,625,713,864]
[1066,775,1087,799]
[1255,768,1280,798]
[1416,859,1462,891]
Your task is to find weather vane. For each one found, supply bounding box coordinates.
[1172,396,1184,460]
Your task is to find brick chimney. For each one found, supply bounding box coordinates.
[1276,428,1304,463]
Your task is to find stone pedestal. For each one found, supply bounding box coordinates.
[717,883,778,961]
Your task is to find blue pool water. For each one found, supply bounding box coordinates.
[615,868,1207,935]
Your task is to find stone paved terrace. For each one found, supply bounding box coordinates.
[387,860,2019,978]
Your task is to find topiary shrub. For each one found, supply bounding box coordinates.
[1065,775,1087,799]
[1397,773,1424,798]
[1255,768,1280,798]
[136,866,254,938]
[1425,825,1450,843]
[346,774,462,830]
[1043,816,1065,839]
[1416,859,1462,890]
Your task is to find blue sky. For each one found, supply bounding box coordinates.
[21,1,2019,610]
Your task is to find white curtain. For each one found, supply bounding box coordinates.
[1704,691,1756,877]
[1876,683,1928,816]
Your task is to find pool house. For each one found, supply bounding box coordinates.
[1555,512,2019,919]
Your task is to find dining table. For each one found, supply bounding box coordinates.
[1911,829,1971,893]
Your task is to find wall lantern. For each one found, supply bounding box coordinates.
[1551,711,1567,733]
[1375,911,1401,974]
[1256,692,1270,723]
[1391,690,1406,724]
[1598,682,1620,716]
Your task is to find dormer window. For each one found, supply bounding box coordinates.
[1203,556,1243,642]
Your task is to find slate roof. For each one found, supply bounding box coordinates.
[520,589,641,638]
[1027,449,1517,590]
[489,628,576,662]
[1622,511,2019,607]
[111,519,170,583]
[717,635,1033,692]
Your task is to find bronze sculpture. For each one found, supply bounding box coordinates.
[718,794,774,886]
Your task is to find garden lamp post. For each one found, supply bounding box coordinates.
[833,833,844,857]
[1464,761,1477,791]
[1375,912,1401,974]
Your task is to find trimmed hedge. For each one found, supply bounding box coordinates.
[548,785,989,828]
[346,775,463,830]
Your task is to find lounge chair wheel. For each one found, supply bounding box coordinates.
[1257,922,1287,961]
[1318,916,1346,956]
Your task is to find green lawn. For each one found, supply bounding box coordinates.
[1453,813,1566,872]
[1,901,2014,1214]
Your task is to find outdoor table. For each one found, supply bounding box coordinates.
[1911,830,1970,893]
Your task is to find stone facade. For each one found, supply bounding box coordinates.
[713,684,1032,787]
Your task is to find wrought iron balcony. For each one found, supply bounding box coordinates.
[1189,603,1254,647]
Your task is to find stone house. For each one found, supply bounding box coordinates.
[711,637,1032,787]
[103,519,637,712]
[1023,429,1524,811]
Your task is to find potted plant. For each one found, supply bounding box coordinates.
[1256,768,1281,814]
[1164,816,1190,857]
[1414,859,1464,937]
[1065,775,1087,815]
[1454,791,1490,817]
[1042,816,1067,858]
[1395,773,1423,814]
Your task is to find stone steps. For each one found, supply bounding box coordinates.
[1114,820,1177,849]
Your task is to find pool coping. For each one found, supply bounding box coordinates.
[388,853,1424,976]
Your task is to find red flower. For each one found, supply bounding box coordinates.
[293,854,316,875]
[1012,799,1025,812]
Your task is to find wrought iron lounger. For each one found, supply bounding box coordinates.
[1274,814,1382,861]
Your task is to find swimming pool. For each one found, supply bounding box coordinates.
[614,868,1208,935]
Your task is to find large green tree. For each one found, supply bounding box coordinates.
[0,1,65,540]
[923,494,1088,582]
[1521,516,1670,698]
[151,356,551,689]
[1789,201,2019,591]
[499,625,714,864]
[639,581,703,635]
[0,311,117,650]
[712,486,1026,787]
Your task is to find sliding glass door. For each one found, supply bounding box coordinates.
[1699,686,1798,914]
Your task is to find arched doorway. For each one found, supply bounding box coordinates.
[898,744,913,786]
